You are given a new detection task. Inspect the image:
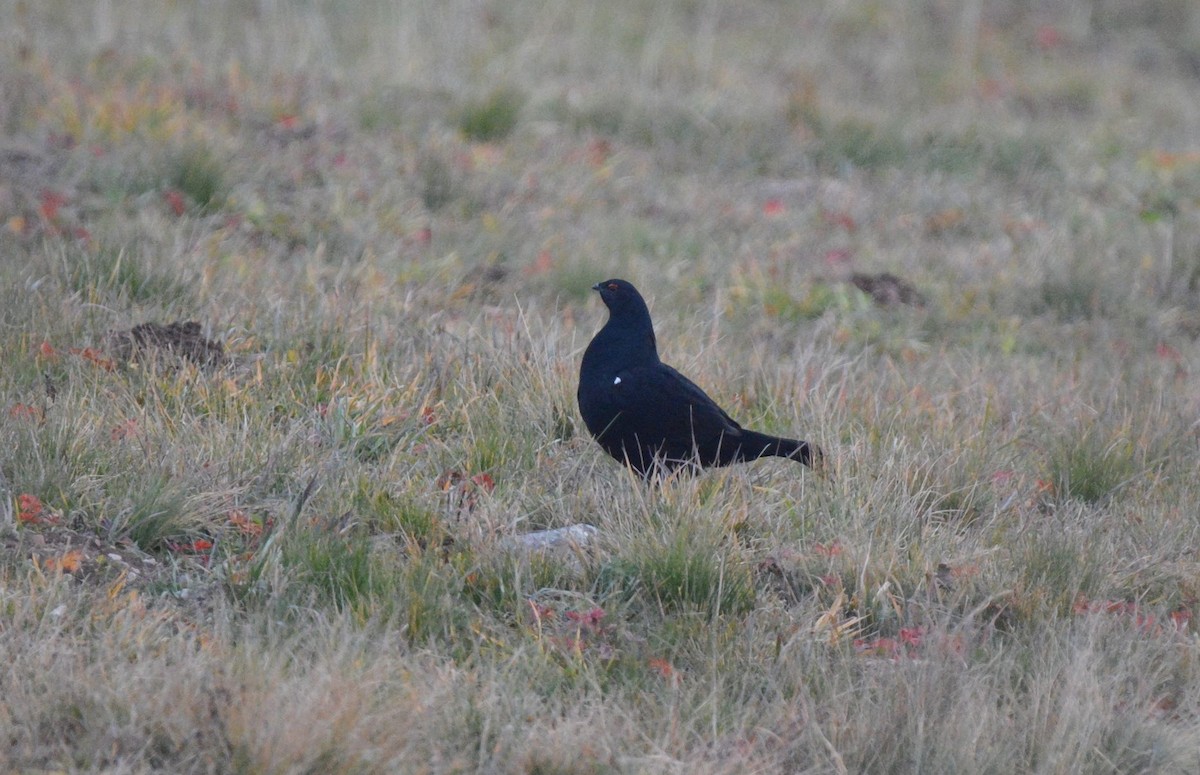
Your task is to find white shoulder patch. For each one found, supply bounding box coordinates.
[613,376,622,385]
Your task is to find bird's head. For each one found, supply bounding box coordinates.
[592,279,647,316]
[588,278,658,359]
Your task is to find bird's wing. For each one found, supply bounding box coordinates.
[609,364,744,456]
[655,364,744,431]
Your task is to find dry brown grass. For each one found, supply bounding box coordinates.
[3,0,1200,772]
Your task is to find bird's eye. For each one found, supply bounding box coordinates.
[607,283,619,291]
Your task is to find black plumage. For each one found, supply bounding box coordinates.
[577,279,818,476]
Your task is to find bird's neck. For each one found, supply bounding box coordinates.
[583,315,659,375]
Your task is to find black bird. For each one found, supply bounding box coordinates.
[578,279,818,476]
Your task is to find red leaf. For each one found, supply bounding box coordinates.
[17,494,44,524]
[39,190,67,223]
[164,189,187,216]
[978,77,1005,101]
[42,549,84,574]
[527,600,555,623]
[227,509,263,537]
[821,209,857,232]
[553,635,585,653]
[946,563,981,579]
[813,540,843,557]
[110,419,139,441]
[899,626,924,648]
[1156,342,1181,362]
[1035,25,1063,50]
[566,607,605,628]
[1133,612,1157,633]
[169,539,214,553]
[8,403,42,421]
[855,628,924,658]
[648,657,680,681]
[925,208,965,234]
[588,138,611,167]
[823,248,854,267]
[69,347,115,371]
[525,249,555,276]
[470,472,496,493]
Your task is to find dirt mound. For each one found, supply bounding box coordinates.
[106,321,227,368]
[849,272,926,308]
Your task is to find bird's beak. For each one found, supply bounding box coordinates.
[591,282,604,292]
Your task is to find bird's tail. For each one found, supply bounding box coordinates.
[741,431,820,468]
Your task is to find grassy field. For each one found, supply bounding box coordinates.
[3,0,1200,771]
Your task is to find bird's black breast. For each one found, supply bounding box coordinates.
[578,320,655,431]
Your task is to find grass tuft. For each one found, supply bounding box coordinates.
[810,117,908,172]
[597,526,755,616]
[417,152,457,212]
[105,474,192,551]
[1049,428,1139,505]
[62,244,194,306]
[458,87,526,142]
[168,143,226,212]
[284,532,380,614]
[1037,272,1108,322]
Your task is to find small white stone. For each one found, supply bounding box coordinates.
[613,376,622,385]
[49,605,67,618]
